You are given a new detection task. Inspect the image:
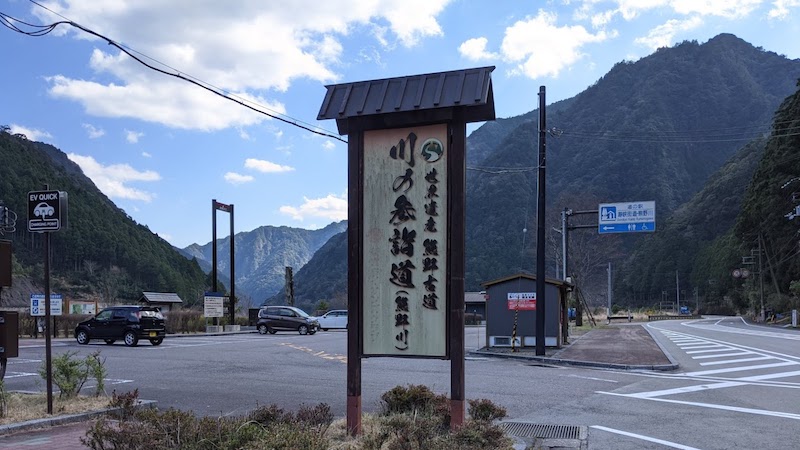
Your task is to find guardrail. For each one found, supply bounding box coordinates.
[607,315,632,324]
[648,314,701,321]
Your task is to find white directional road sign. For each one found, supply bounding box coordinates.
[30,293,63,316]
[598,201,656,234]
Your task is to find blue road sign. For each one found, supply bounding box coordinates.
[598,201,656,234]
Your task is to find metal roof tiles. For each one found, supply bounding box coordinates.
[317,66,496,134]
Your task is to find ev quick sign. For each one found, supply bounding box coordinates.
[598,201,656,234]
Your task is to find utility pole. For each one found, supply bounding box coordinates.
[535,86,547,356]
[560,208,568,281]
[675,270,680,313]
[607,262,612,317]
[758,233,765,322]
[694,286,699,313]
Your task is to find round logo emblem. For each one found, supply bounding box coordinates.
[421,138,443,163]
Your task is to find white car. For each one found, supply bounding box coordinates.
[315,309,348,331]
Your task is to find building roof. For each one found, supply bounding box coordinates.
[481,273,572,288]
[465,291,487,304]
[317,66,496,134]
[140,292,183,304]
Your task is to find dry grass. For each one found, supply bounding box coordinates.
[1,392,111,425]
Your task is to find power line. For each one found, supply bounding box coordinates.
[5,4,348,144]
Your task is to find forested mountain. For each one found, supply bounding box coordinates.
[278,34,800,309]
[617,137,767,309]
[180,221,347,305]
[266,230,348,311]
[465,34,800,294]
[0,131,208,307]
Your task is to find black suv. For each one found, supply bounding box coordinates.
[257,306,319,335]
[75,306,166,347]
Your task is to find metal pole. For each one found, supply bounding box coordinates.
[560,209,567,281]
[211,199,218,326]
[229,204,235,327]
[758,234,765,321]
[607,262,612,317]
[676,270,680,313]
[43,185,53,415]
[535,86,547,356]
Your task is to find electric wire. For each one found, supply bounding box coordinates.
[9,3,348,144]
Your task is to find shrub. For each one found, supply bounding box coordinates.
[83,403,333,450]
[380,384,450,419]
[468,398,507,422]
[109,389,139,419]
[38,350,107,399]
[85,351,107,397]
[39,351,89,399]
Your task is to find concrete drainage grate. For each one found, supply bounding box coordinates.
[501,422,587,440]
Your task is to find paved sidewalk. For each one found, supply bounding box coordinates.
[0,422,89,449]
[472,322,678,371]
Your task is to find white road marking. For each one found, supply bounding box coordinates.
[737,370,800,382]
[698,356,772,366]
[590,425,703,450]
[692,352,751,359]
[599,391,800,421]
[626,382,744,398]
[567,374,619,383]
[685,348,736,354]
[2,371,39,379]
[682,361,797,377]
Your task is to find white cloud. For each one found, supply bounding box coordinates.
[500,10,611,79]
[142,151,152,158]
[34,1,452,131]
[125,129,144,143]
[322,140,336,152]
[224,172,255,185]
[576,0,768,23]
[244,158,295,173]
[769,0,800,19]
[634,16,704,49]
[67,153,160,202]
[280,193,347,221]
[458,37,500,61]
[82,123,105,138]
[9,124,53,142]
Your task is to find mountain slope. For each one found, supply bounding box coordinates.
[181,221,347,303]
[0,131,208,306]
[465,34,800,290]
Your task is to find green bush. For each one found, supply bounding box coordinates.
[109,389,139,419]
[380,384,450,419]
[39,351,89,399]
[468,398,507,422]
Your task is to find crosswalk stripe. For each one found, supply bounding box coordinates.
[686,348,736,354]
[693,352,751,359]
[683,361,797,377]
[737,370,800,382]
[698,356,772,366]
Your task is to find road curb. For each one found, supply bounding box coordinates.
[468,349,678,371]
[642,323,680,368]
[0,399,157,436]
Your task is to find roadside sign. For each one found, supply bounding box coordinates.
[27,190,68,232]
[31,294,63,316]
[507,292,536,310]
[204,293,224,318]
[598,201,655,234]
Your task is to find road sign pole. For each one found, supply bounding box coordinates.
[42,188,53,415]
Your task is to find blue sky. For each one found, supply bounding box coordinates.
[2,0,799,248]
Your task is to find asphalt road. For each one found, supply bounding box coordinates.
[5,319,799,449]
